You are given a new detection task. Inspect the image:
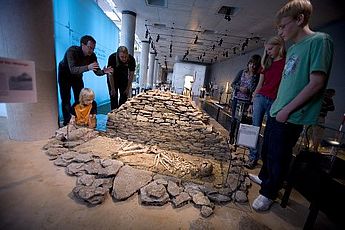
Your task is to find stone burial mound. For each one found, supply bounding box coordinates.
[42,90,251,218]
[107,90,230,160]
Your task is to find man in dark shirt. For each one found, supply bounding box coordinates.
[107,46,136,110]
[58,35,113,125]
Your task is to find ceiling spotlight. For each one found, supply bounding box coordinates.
[156,34,160,42]
[224,14,231,21]
[194,35,198,44]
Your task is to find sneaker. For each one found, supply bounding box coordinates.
[252,195,273,211]
[248,173,262,185]
[244,160,257,169]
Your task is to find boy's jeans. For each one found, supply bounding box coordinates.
[258,116,303,199]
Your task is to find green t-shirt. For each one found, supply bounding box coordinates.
[270,32,334,125]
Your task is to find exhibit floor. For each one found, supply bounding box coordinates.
[0,117,337,230]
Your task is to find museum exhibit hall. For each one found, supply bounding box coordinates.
[0,0,344,229]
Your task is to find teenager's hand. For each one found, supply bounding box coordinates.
[88,62,99,71]
[247,105,253,114]
[103,66,113,74]
[276,108,290,123]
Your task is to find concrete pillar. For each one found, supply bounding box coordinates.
[153,58,159,87]
[139,41,149,90]
[147,52,155,88]
[0,0,58,141]
[120,10,136,56]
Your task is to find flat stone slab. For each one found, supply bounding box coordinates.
[97,160,123,177]
[111,165,153,200]
[232,190,248,203]
[167,180,183,197]
[206,192,232,204]
[192,191,212,208]
[72,185,108,205]
[171,191,191,208]
[139,182,170,206]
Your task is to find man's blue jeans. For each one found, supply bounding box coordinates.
[258,116,303,199]
[248,94,274,162]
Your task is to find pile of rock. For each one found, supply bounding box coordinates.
[107,90,230,160]
[43,133,250,216]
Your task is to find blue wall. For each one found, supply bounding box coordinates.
[54,0,119,119]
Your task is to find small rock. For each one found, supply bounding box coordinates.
[200,206,213,218]
[232,190,248,203]
[171,192,191,208]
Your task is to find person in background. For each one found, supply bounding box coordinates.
[310,88,335,152]
[70,88,97,129]
[58,35,113,126]
[252,0,334,212]
[229,54,261,144]
[107,46,136,110]
[231,54,261,119]
[245,36,286,169]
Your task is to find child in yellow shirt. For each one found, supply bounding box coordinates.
[70,88,97,128]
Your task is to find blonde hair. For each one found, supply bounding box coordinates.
[117,46,129,54]
[261,36,286,70]
[116,46,129,67]
[79,88,95,105]
[276,0,312,26]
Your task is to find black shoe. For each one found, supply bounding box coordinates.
[244,160,257,169]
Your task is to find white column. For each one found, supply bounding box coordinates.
[120,10,136,55]
[139,41,149,90]
[147,52,155,89]
[1,0,58,140]
[153,58,159,87]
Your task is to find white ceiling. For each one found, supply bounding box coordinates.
[98,0,344,69]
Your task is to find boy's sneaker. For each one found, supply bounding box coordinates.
[252,195,273,211]
[248,173,262,185]
[244,160,257,169]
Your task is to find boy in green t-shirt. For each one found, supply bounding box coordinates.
[251,0,334,212]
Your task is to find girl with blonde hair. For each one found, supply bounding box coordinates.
[70,88,97,128]
[245,36,286,169]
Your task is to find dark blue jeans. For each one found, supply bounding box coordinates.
[258,116,303,200]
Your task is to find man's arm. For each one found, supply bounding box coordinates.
[106,54,116,96]
[125,71,134,95]
[252,73,264,99]
[276,71,327,122]
[67,49,89,74]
